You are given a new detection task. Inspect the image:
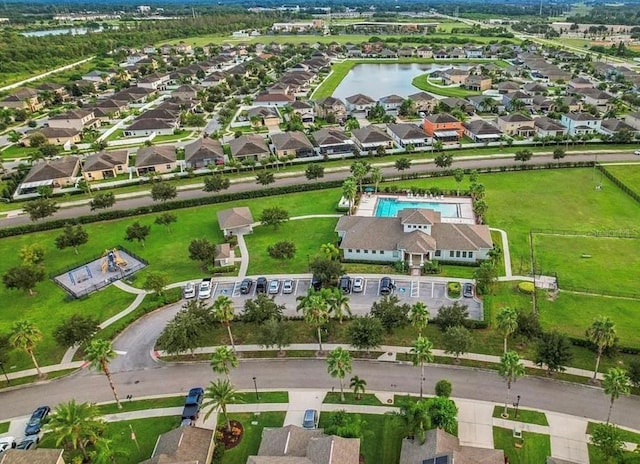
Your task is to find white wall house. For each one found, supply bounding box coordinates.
[560,113,601,135]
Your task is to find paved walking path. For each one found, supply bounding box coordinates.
[236,233,249,278]
[489,227,512,278]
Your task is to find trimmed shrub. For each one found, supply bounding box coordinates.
[447,282,461,298]
[518,281,535,294]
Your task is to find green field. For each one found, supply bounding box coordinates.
[412,74,480,98]
[492,406,549,426]
[604,164,640,196]
[221,412,286,464]
[493,427,551,464]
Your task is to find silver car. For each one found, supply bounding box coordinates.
[268,279,280,294]
[183,282,196,299]
[282,280,294,294]
[352,277,364,293]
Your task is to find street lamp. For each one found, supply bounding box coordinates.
[513,395,521,419]
[0,361,10,386]
[252,376,260,401]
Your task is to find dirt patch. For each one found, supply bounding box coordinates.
[216,420,244,450]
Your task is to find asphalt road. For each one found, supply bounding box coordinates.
[2,151,636,229]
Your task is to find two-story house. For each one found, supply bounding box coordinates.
[423,113,463,143]
[48,109,100,131]
[345,94,376,113]
[560,112,601,135]
[497,113,535,137]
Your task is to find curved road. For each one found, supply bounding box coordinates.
[2,151,637,229]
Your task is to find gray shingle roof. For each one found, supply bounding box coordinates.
[135,145,176,167]
[271,131,313,151]
[229,135,269,158]
[0,449,65,464]
[184,137,224,162]
[139,426,214,464]
[83,150,128,171]
[351,126,392,144]
[217,207,254,230]
[312,128,350,146]
[23,156,80,183]
[387,123,427,141]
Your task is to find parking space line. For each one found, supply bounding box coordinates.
[431,282,435,298]
[211,281,219,296]
[362,279,367,296]
[294,279,300,295]
[376,280,381,296]
[410,281,419,298]
[231,281,240,297]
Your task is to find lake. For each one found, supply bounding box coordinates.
[332,62,470,101]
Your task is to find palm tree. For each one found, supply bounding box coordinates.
[408,302,429,336]
[496,307,519,354]
[210,345,238,381]
[370,166,383,193]
[297,293,330,353]
[47,400,104,460]
[395,398,431,444]
[603,367,631,423]
[203,378,241,432]
[350,375,367,400]
[85,339,122,409]
[320,243,339,261]
[586,316,617,381]
[325,287,351,323]
[212,295,236,351]
[342,177,357,215]
[10,320,44,378]
[498,350,525,418]
[326,347,352,402]
[410,336,434,398]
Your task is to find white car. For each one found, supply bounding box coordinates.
[198,279,212,299]
[634,150,640,156]
[352,277,364,293]
[0,437,16,455]
[183,282,196,299]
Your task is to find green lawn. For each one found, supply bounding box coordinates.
[587,422,640,444]
[492,406,549,426]
[318,412,405,464]
[221,411,286,464]
[97,396,184,415]
[588,444,640,464]
[323,392,386,406]
[493,427,551,464]
[411,74,480,98]
[604,164,640,196]
[229,391,289,404]
[0,421,8,434]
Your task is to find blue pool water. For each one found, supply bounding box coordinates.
[375,198,459,218]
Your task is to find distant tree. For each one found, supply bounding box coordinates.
[28,132,47,148]
[498,351,525,418]
[156,302,206,356]
[3,264,45,296]
[53,315,99,348]
[19,243,45,265]
[342,177,357,213]
[55,223,89,254]
[345,117,360,131]
[347,316,384,353]
[534,331,573,375]
[259,206,289,230]
[586,316,617,381]
[23,198,59,221]
[10,320,44,377]
[603,367,631,423]
[327,347,352,402]
[395,157,412,171]
[256,318,291,355]
[434,153,453,168]
[350,160,371,193]
[453,168,465,195]
[267,240,296,262]
[188,238,216,270]
[150,182,177,202]
[90,140,108,152]
[496,307,519,353]
[370,295,410,333]
[89,192,116,210]
[443,325,473,362]
[428,396,458,434]
[514,149,533,163]
[435,379,452,398]
[84,339,121,408]
[212,295,237,351]
[474,261,498,294]
[411,336,434,397]
[553,147,566,160]
[350,375,367,400]
[309,256,344,287]
[154,212,177,232]
[305,164,325,181]
[210,346,238,381]
[515,309,542,342]
[297,292,330,352]
[370,166,383,193]
[143,272,168,296]
[124,222,150,247]
[628,359,640,388]
[39,143,60,158]
[408,302,429,336]
[256,170,275,187]
[203,174,230,192]
[590,423,624,463]
[242,293,285,323]
[437,302,469,331]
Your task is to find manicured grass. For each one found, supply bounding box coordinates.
[0,421,9,434]
[588,444,640,464]
[412,74,480,98]
[604,164,640,196]
[221,411,286,464]
[323,392,385,406]
[532,234,640,296]
[96,396,184,415]
[245,217,338,275]
[318,412,404,464]
[493,427,551,464]
[492,406,549,426]
[0,368,77,389]
[587,422,640,444]
[229,391,289,404]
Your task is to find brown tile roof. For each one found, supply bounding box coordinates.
[431,223,493,250]
[0,449,64,464]
[351,126,392,145]
[184,137,224,163]
[399,429,504,464]
[346,94,375,105]
[214,243,232,260]
[23,156,80,183]
[139,426,214,464]
[312,128,350,146]
[135,145,176,167]
[229,135,269,158]
[271,131,313,151]
[83,150,129,172]
[37,127,81,139]
[398,208,441,225]
[49,109,93,120]
[217,207,254,230]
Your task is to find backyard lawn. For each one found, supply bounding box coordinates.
[603,164,640,196]
[221,411,286,464]
[493,427,551,464]
[411,74,480,98]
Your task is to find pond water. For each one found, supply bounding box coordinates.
[332,62,470,101]
[22,27,111,37]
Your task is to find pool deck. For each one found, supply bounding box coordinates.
[356,193,476,224]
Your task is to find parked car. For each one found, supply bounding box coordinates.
[269,279,280,294]
[256,277,268,294]
[302,409,319,429]
[380,277,395,296]
[25,406,50,436]
[240,278,253,295]
[634,150,640,155]
[282,279,294,294]
[183,282,196,299]
[185,387,204,406]
[463,283,474,298]
[0,437,16,455]
[352,277,364,293]
[16,436,39,450]
[182,387,204,423]
[198,278,212,299]
[311,275,322,291]
[338,276,352,294]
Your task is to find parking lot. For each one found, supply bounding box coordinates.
[187,276,483,320]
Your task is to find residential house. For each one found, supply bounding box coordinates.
[433,49,449,59]
[247,106,280,128]
[399,428,504,464]
[576,88,613,111]
[439,97,475,114]
[497,113,535,137]
[134,145,177,175]
[201,72,226,87]
[290,100,315,124]
[442,68,470,85]
[48,109,100,131]
[335,207,493,266]
[408,92,437,113]
[532,94,553,113]
[386,123,430,148]
[599,118,637,136]
[523,82,547,94]
[559,96,583,112]
[560,112,601,135]
[137,72,169,90]
[247,425,359,464]
[466,95,499,113]
[398,47,415,58]
[345,94,376,113]
[496,81,520,94]
[18,156,80,195]
[464,46,484,58]
[112,87,154,104]
[0,449,65,464]
[423,113,463,143]
[139,426,214,464]
[126,53,148,66]
[534,116,567,137]
[214,243,233,267]
[351,125,394,151]
[0,88,43,112]
[229,134,270,162]
[379,48,398,58]
[184,137,225,168]
[82,69,115,84]
[417,46,433,58]
[312,128,354,155]
[503,90,533,109]
[82,150,129,181]
[378,94,405,112]
[449,47,465,59]
[217,206,254,236]
[462,119,502,143]
[624,111,640,130]
[24,127,81,147]
[314,97,346,120]
[567,77,593,92]
[172,84,200,100]
[37,83,70,102]
[270,131,315,158]
[123,118,177,137]
[465,75,492,92]
[254,92,295,107]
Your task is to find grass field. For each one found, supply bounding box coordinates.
[587,422,640,444]
[97,396,184,415]
[0,421,8,434]
[412,74,481,98]
[229,391,289,404]
[492,406,549,426]
[221,412,286,464]
[493,427,551,464]
[603,164,640,196]
[588,445,640,464]
[323,392,386,406]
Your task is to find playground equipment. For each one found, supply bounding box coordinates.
[101,249,128,273]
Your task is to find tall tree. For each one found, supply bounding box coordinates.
[342,177,357,214]
[89,192,116,211]
[47,400,104,460]
[586,316,617,381]
[85,339,121,409]
[305,164,325,181]
[498,350,525,418]
[442,325,473,362]
[143,272,168,296]
[203,174,230,192]
[350,160,370,193]
[395,157,411,172]
[297,292,330,352]
[10,320,43,377]
[410,336,434,398]
[124,222,150,247]
[150,182,177,202]
[434,153,453,169]
[3,264,45,295]
[350,375,367,400]
[259,206,289,230]
[326,347,352,402]
[53,314,99,348]
[256,318,291,355]
[602,367,631,423]
[320,243,340,261]
[55,223,89,254]
[188,238,216,270]
[256,170,275,187]
[395,398,431,444]
[19,243,45,265]
[496,307,519,354]
[325,287,351,323]
[210,345,238,381]
[408,302,429,336]
[347,316,384,354]
[154,212,177,232]
[203,378,240,432]
[24,198,59,221]
[590,423,624,462]
[427,396,458,434]
[453,168,465,195]
[212,295,236,351]
[534,331,573,375]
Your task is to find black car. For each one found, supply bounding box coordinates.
[256,276,268,294]
[240,278,253,295]
[311,275,322,291]
[338,276,352,294]
[25,406,50,436]
[380,277,395,296]
[16,436,39,450]
[463,283,474,298]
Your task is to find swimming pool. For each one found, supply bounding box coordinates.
[375,198,459,218]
